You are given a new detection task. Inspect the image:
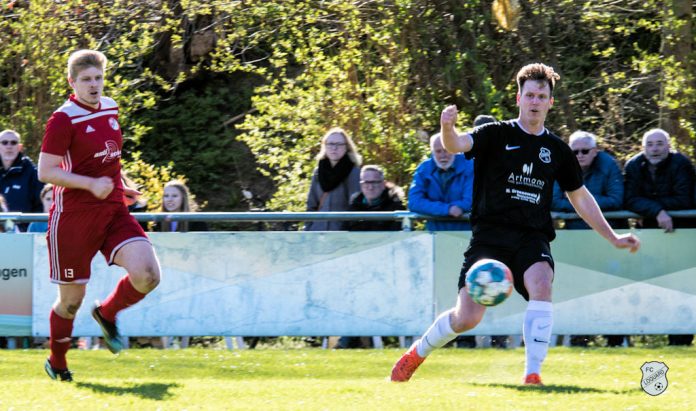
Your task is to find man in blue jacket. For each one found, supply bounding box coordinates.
[408,132,474,231]
[0,129,44,231]
[552,131,624,229]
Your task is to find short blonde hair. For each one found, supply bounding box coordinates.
[68,49,107,80]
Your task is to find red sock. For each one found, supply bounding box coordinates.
[99,275,147,323]
[49,309,74,370]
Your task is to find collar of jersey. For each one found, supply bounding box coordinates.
[514,119,547,136]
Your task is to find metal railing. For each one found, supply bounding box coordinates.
[2,210,696,231]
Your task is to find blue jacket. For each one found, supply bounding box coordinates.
[552,151,624,229]
[0,153,43,213]
[408,154,473,231]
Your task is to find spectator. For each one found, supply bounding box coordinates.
[625,128,696,232]
[552,131,624,229]
[551,131,625,347]
[305,127,361,231]
[342,165,405,231]
[625,128,695,346]
[337,165,405,349]
[0,129,44,231]
[408,132,474,231]
[27,184,54,233]
[155,180,207,232]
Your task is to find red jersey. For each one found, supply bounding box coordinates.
[41,94,124,212]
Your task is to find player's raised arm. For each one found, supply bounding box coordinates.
[440,105,473,154]
[566,186,640,253]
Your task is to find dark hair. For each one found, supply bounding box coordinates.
[516,63,560,95]
[473,115,497,127]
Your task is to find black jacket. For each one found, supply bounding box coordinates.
[342,187,405,231]
[624,152,695,220]
[0,154,43,213]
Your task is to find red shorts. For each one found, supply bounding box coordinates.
[47,205,149,284]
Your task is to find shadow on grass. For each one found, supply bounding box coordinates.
[75,382,179,400]
[471,382,638,395]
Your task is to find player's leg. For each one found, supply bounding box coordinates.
[417,288,486,358]
[46,284,86,381]
[94,240,160,352]
[94,208,159,353]
[521,261,554,385]
[391,284,486,382]
[46,209,99,381]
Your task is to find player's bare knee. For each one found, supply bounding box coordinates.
[450,313,482,333]
[133,265,159,292]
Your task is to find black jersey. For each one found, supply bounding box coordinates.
[465,120,583,241]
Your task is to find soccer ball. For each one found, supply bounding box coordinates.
[465,259,513,306]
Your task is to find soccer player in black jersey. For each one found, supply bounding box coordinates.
[391,63,640,385]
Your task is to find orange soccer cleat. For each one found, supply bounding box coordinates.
[524,373,543,386]
[390,345,425,382]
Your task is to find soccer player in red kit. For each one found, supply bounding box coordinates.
[38,49,161,381]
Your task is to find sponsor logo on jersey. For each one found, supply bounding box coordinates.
[93,140,121,163]
[505,144,520,150]
[109,117,120,130]
[86,125,95,133]
[507,165,544,190]
[506,188,541,204]
[539,147,551,163]
[522,162,533,176]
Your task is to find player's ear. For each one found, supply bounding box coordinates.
[516,92,520,106]
[549,96,554,107]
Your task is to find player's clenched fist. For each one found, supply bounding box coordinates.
[90,176,114,199]
[441,105,458,128]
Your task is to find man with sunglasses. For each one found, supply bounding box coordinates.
[552,131,624,230]
[0,129,44,231]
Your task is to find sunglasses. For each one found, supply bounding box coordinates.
[360,180,384,185]
[572,148,592,155]
[1,140,19,146]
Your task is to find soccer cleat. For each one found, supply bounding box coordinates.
[390,344,425,382]
[524,373,543,385]
[92,302,123,354]
[44,358,73,382]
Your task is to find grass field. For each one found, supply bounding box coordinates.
[2,346,694,410]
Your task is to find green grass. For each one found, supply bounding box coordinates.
[2,346,694,410]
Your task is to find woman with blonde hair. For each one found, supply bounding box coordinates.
[156,180,206,232]
[305,127,362,231]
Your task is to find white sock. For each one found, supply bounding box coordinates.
[523,300,553,376]
[415,310,460,358]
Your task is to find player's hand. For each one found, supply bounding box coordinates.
[123,186,142,206]
[656,210,674,233]
[613,233,640,253]
[90,176,114,199]
[448,205,463,217]
[441,105,458,129]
